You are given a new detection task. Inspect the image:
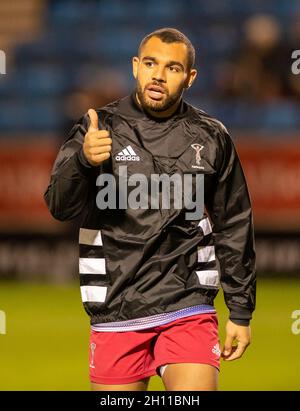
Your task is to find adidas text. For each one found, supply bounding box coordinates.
[115,155,140,161]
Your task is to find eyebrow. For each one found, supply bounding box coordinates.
[142,56,184,71]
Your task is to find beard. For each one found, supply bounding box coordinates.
[136,80,184,112]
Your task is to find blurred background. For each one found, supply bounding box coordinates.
[0,0,299,391]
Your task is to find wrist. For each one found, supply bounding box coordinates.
[77,146,94,168]
[229,318,250,326]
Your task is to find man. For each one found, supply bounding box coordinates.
[44,28,256,391]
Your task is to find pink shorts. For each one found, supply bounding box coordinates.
[89,312,220,385]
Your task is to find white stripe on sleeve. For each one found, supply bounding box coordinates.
[80,286,107,302]
[79,228,103,246]
[197,246,215,262]
[195,270,220,287]
[79,258,106,274]
[198,217,212,235]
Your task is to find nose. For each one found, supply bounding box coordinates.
[152,65,166,83]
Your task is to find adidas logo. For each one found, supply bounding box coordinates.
[212,343,221,357]
[115,145,140,161]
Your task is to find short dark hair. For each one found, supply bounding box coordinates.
[138,27,195,71]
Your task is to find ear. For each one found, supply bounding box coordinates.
[132,56,139,79]
[184,68,197,89]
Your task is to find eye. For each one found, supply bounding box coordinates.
[144,61,153,67]
[169,66,180,72]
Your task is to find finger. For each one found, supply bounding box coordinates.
[88,137,112,147]
[89,145,112,155]
[89,152,111,165]
[88,130,110,139]
[219,341,224,355]
[88,108,99,132]
[222,334,234,358]
[96,130,110,139]
[223,343,248,361]
[86,138,112,148]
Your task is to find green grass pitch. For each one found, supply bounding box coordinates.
[0,278,299,390]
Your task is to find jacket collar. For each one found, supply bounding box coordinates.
[118,88,187,122]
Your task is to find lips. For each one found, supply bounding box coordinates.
[146,84,166,100]
[147,84,165,93]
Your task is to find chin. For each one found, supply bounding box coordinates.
[146,103,166,112]
[143,97,166,111]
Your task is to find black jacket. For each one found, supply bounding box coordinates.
[44,91,256,326]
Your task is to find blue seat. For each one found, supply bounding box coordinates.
[0,99,63,132]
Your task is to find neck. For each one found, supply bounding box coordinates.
[135,92,181,119]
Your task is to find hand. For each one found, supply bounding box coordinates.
[83,108,112,166]
[221,319,251,361]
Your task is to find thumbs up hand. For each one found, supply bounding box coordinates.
[83,109,112,166]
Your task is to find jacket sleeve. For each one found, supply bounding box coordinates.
[44,113,97,221]
[206,127,256,326]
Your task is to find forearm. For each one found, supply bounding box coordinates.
[207,130,256,325]
[214,214,256,325]
[44,146,95,221]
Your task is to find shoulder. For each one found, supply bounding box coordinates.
[187,102,228,134]
[186,102,233,149]
[96,97,121,116]
[92,97,122,128]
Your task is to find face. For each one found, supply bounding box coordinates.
[132,36,197,114]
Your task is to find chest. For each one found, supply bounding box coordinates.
[109,121,217,178]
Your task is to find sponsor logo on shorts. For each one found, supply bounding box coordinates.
[212,343,221,357]
[90,342,96,368]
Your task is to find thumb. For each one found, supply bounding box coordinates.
[87,108,99,132]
